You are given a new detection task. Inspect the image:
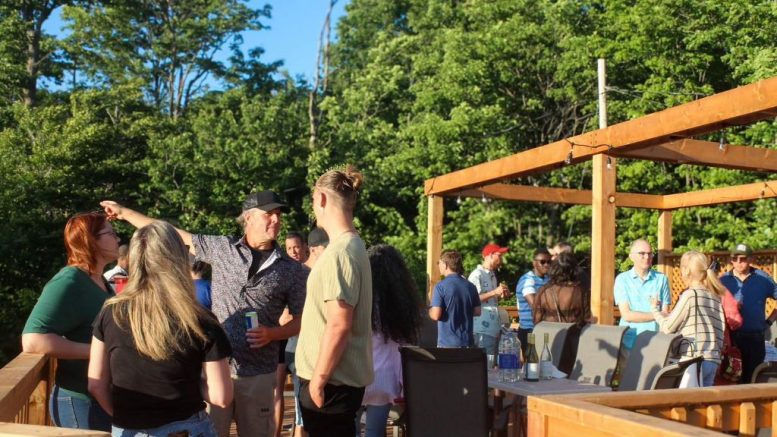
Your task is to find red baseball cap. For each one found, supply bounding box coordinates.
[482,243,509,258]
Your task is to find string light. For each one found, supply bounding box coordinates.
[456,196,462,205]
[481,193,488,204]
[565,150,573,165]
[606,156,612,170]
[719,132,726,151]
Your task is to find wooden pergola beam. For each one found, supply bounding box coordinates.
[459,183,664,209]
[662,180,777,209]
[613,139,777,172]
[424,76,777,195]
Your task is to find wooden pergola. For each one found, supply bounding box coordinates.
[424,76,777,325]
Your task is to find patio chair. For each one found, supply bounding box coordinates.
[764,323,777,345]
[618,331,682,391]
[400,346,489,437]
[751,361,777,383]
[650,356,704,390]
[532,322,574,372]
[569,324,627,387]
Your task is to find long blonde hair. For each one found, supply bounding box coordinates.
[680,251,728,297]
[105,221,212,361]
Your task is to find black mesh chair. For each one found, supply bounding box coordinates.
[400,346,489,437]
[650,356,704,390]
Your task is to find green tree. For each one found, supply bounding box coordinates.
[63,0,269,118]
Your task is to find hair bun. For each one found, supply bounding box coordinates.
[344,165,364,192]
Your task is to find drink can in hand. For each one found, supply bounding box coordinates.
[245,311,259,330]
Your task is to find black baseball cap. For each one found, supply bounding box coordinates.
[242,190,289,212]
[308,227,329,247]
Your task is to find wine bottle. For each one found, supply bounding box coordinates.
[540,332,553,380]
[524,333,539,382]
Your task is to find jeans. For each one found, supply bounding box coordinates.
[112,410,217,437]
[355,404,391,437]
[474,333,498,355]
[701,360,719,387]
[49,385,111,431]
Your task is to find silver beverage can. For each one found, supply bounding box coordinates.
[245,311,259,330]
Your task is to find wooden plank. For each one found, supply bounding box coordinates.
[426,196,443,303]
[528,396,726,436]
[613,139,777,173]
[424,76,777,195]
[0,354,49,422]
[670,407,687,422]
[591,154,616,325]
[460,184,664,209]
[772,400,777,437]
[662,181,777,209]
[657,211,673,275]
[740,402,756,437]
[568,383,777,409]
[706,404,723,430]
[0,422,110,436]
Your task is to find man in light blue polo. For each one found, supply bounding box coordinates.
[614,239,671,350]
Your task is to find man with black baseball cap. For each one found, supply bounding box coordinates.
[720,243,777,383]
[101,192,307,437]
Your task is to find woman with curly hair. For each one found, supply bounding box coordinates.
[356,244,423,437]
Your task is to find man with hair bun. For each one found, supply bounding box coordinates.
[296,166,373,437]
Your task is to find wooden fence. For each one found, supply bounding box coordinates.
[0,353,109,436]
[528,383,777,436]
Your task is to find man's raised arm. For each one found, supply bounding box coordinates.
[100,200,194,252]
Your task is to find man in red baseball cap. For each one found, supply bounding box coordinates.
[468,243,510,355]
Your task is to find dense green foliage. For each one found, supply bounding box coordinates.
[0,0,775,364]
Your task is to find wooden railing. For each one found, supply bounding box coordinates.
[0,353,109,436]
[528,383,777,436]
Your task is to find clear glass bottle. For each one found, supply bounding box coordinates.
[524,333,539,382]
[540,332,553,380]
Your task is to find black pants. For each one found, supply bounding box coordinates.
[732,330,765,384]
[298,378,364,437]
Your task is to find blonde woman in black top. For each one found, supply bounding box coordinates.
[88,221,233,436]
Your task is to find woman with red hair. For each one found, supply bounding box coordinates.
[22,211,119,431]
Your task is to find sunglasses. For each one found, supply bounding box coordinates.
[535,259,551,265]
[634,251,653,258]
[731,256,750,263]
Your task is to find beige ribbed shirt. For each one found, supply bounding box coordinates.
[296,233,374,387]
[653,288,725,363]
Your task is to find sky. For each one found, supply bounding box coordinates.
[42,0,350,87]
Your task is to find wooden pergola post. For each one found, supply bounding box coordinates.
[426,195,443,303]
[591,154,617,325]
[657,211,673,275]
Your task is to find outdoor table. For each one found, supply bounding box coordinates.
[488,371,612,437]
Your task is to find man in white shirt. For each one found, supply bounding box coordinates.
[468,243,510,354]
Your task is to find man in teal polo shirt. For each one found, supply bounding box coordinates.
[614,239,671,350]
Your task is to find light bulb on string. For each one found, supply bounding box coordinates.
[456,196,462,205]
[481,193,488,204]
[606,156,612,170]
[719,132,726,151]
[564,151,573,165]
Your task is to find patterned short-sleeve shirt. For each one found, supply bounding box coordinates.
[193,234,307,376]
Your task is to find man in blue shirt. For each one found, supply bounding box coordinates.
[429,250,481,347]
[614,239,671,351]
[720,243,777,383]
[515,248,551,354]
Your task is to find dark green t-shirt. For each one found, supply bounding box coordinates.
[23,266,113,398]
